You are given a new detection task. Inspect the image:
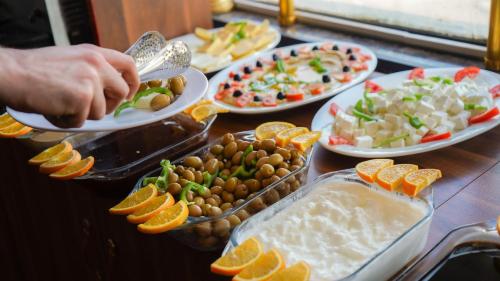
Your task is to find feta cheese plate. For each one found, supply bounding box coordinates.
[311,67,500,157]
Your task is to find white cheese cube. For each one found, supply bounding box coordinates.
[339,128,353,140]
[376,130,392,140]
[450,111,471,130]
[402,123,416,134]
[387,103,400,114]
[336,111,357,131]
[441,120,456,132]
[390,138,406,148]
[448,98,464,115]
[435,95,452,111]
[416,126,430,136]
[378,119,393,130]
[431,111,448,125]
[385,114,403,128]
[353,128,366,138]
[430,125,449,135]
[417,101,435,115]
[354,136,373,148]
[370,94,388,110]
[363,121,378,137]
[414,112,428,121]
[420,95,433,103]
[423,116,438,129]
[405,134,422,146]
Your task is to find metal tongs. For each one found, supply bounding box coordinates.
[125,31,192,82]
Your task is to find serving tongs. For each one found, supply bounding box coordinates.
[125,31,192,82]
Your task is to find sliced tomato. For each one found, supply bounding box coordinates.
[262,96,277,107]
[351,62,368,72]
[329,102,341,116]
[489,84,500,98]
[421,131,452,143]
[286,93,304,101]
[469,106,499,124]
[332,73,352,83]
[359,53,372,62]
[320,43,333,51]
[309,84,325,95]
[454,66,480,82]
[408,67,425,80]
[242,74,251,80]
[215,89,231,100]
[365,80,383,93]
[229,71,236,78]
[329,136,352,145]
[231,81,244,88]
[235,93,253,107]
[352,47,361,53]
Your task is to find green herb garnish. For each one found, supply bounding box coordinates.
[308,57,327,73]
[374,133,409,148]
[403,112,425,129]
[464,104,487,111]
[114,87,172,117]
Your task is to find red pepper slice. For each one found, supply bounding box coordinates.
[351,62,368,72]
[308,84,325,95]
[286,93,304,101]
[408,67,425,80]
[262,96,277,107]
[365,80,383,93]
[421,131,452,143]
[215,89,231,100]
[469,106,499,124]
[235,93,253,107]
[329,136,352,145]
[489,84,500,99]
[329,102,341,116]
[454,66,480,82]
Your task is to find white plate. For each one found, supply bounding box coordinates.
[206,42,377,114]
[7,68,207,132]
[173,22,281,74]
[311,67,500,158]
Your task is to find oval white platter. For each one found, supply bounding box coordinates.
[311,67,500,158]
[206,41,377,114]
[7,67,207,132]
[173,22,281,74]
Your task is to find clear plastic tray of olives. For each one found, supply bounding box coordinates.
[133,130,312,250]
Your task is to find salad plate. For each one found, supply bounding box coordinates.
[207,42,377,114]
[7,67,207,132]
[311,67,500,157]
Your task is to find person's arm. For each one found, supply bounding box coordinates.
[0,44,139,128]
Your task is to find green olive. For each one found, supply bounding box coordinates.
[236,209,250,221]
[212,194,222,205]
[194,222,212,237]
[222,191,235,203]
[220,202,233,212]
[254,171,263,181]
[268,153,284,166]
[234,184,249,199]
[200,189,212,199]
[213,177,225,187]
[234,199,246,207]
[252,140,262,150]
[227,214,241,227]
[226,161,233,169]
[207,206,222,217]
[210,185,223,195]
[256,157,269,169]
[182,170,195,182]
[269,175,281,184]
[210,144,224,155]
[213,219,231,237]
[260,164,275,178]
[224,177,238,192]
[243,151,256,167]
[291,150,301,161]
[220,169,231,178]
[204,158,219,175]
[256,149,267,159]
[184,156,203,169]
[290,165,301,171]
[193,196,205,206]
[278,162,289,169]
[275,147,292,160]
[260,139,276,153]
[180,75,187,86]
[264,189,280,205]
[167,183,182,195]
[147,80,162,88]
[186,190,194,202]
[169,76,185,95]
[198,236,218,248]
[205,197,218,207]
[168,172,179,183]
[292,158,304,167]
[231,151,243,165]
[150,94,171,111]
[237,140,251,151]
[276,168,291,178]
[221,133,235,145]
[290,180,301,191]
[244,179,261,193]
[261,178,272,188]
[224,141,238,158]
[138,83,148,91]
[277,183,291,197]
[189,204,203,217]
[194,170,204,184]
[201,203,211,216]
[175,165,185,174]
[249,197,266,212]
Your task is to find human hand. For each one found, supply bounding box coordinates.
[0,44,139,128]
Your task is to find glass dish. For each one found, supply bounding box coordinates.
[224,169,435,281]
[133,130,312,250]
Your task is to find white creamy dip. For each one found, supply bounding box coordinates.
[247,181,428,280]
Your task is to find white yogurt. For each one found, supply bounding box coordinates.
[247,181,429,281]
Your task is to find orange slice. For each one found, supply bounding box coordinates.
[190,104,228,122]
[255,122,296,140]
[402,169,442,197]
[39,150,81,174]
[268,261,310,281]
[126,193,175,224]
[355,159,394,183]
[0,122,32,138]
[290,131,321,152]
[0,112,11,123]
[109,184,158,215]
[0,114,16,130]
[233,249,285,281]
[375,164,418,191]
[211,237,264,276]
[49,156,94,180]
[184,99,213,114]
[275,127,310,147]
[28,141,73,165]
[137,200,189,234]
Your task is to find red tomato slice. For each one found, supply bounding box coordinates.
[351,62,368,72]
[235,93,253,107]
[408,67,425,80]
[469,106,499,124]
[320,43,333,51]
[454,66,480,82]
[489,84,500,98]
[329,136,352,145]
[231,81,244,88]
[339,73,352,83]
[309,84,325,95]
[262,96,277,107]
[329,102,341,116]
[359,53,372,62]
[229,71,236,78]
[215,89,231,100]
[242,74,251,80]
[421,131,452,143]
[365,80,383,93]
[286,93,304,101]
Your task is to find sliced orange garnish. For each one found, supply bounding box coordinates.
[275,127,309,147]
[290,131,321,152]
[49,156,94,180]
[0,122,32,138]
[39,150,81,174]
[402,169,442,196]
[190,104,228,122]
[0,114,16,130]
[137,200,189,234]
[233,249,285,281]
[184,99,213,114]
[268,261,310,281]
[29,141,73,165]
[375,164,418,191]
[126,193,174,224]
[255,122,296,140]
[355,159,394,183]
[109,184,158,215]
[211,237,264,276]
[0,112,11,123]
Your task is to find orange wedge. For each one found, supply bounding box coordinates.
[29,141,73,165]
[290,131,321,151]
[137,200,189,234]
[375,164,418,191]
[0,122,32,138]
[233,249,285,281]
[190,104,228,122]
[275,127,310,147]
[126,193,175,224]
[355,159,394,183]
[211,237,264,276]
[109,184,158,215]
[184,99,213,114]
[268,261,310,281]
[39,150,81,174]
[0,112,11,123]
[255,122,296,140]
[0,114,16,130]
[402,169,442,197]
[49,156,94,180]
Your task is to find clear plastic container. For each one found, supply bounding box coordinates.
[133,131,312,250]
[224,169,435,281]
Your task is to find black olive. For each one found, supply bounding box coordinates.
[312,45,319,51]
[253,95,262,102]
[322,75,331,83]
[256,60,263,68]
[233,90,243,97]
[272,54,279,61]
[332,45,339,51]
[276,92,286,100]
[290,49,297,57]
[349,54,356,61]
[223,83,230,89]
[243,66,252,74]
[233,74,241,81]
[346,48,353,54]
[342,65,350,72]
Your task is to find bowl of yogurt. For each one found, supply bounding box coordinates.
[224,169,434,281]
